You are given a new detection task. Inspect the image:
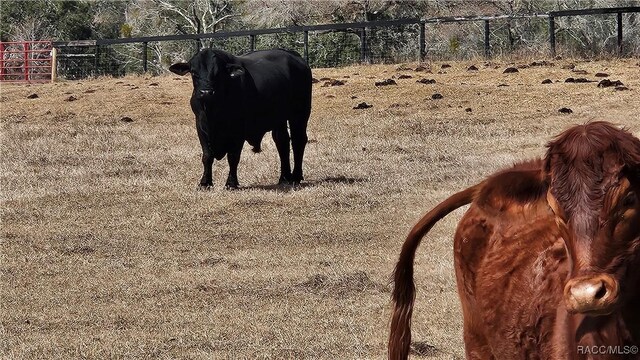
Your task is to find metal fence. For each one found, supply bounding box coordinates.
[45,6,640,80]
[0,41,53,82]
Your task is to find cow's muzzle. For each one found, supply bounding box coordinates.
[564,274,619,315]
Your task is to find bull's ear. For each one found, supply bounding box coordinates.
[227,64,245,78]
[169,62,190,76]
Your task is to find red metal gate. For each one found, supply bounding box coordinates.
[0,41,53,83]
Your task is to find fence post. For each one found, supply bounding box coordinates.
[419,22,426,61]
[0,43,4,81]
[24,42,30,81]
[142,42,148,73]
[249,34,256,52]
[549,15,556,58]
[303,31,309,63]
[617,12,623,56]
[51,47,57,82]
[360,27,367,63]
[484,20,490,58]
[94,45,100,76]
[507,20,513,51]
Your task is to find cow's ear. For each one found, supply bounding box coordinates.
[169,62,190,76]
[227,64,245,79]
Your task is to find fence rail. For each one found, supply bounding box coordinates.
[5,6,639,81]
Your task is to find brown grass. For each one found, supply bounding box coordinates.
[1,58,639,359]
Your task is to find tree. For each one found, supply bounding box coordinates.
[158,0,237,35]
[1,1,56,41]
[242,0,329,27]
[91,0,129,39]
[0,0,95,41]
[118,0,243,73]
[125,0,240,46]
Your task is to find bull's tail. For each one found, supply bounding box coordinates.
[388,183,481,360]
[248,133,265,153]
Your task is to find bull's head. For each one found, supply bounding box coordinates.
[545,122,640,316]
[169,48,245,101]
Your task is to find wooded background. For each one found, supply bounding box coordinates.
[2,0,639,76]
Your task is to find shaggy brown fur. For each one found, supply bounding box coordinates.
[389,122,640,359]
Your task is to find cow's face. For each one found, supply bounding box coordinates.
[556,174,640,316]
[545,122,640,316]
[169,49,244,102]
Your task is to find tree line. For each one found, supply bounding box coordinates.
[2,0,638,76]
[2,1,637,41]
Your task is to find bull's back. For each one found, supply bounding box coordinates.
[240,49,311,101]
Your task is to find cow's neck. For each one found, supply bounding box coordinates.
[553,306,636,359]
[574,313,632,347]
[623,290,640,341]
[552,306,573,359]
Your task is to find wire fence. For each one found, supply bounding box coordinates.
[47,6,640,80]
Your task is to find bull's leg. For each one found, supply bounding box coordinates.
[289,118,309,184]
[225,141,243,190]
[200,153,214,188]
[272,125,293,184]
[197,133,214,189]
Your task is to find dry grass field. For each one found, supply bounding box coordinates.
[1,58,639,359]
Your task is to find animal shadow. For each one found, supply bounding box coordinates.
[244,175,366,192]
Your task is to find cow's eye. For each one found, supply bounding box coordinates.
[622,191,637,207]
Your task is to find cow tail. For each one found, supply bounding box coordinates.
[388,183,481,360]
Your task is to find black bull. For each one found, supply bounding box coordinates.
[169,48,312,189]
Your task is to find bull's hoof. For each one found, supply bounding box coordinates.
[199,177,213,189]
[224,181,239,190]
[278,173,295,185]
[292,172,304,184]
[278,179,303,188]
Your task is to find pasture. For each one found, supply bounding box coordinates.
[1,58,639,359]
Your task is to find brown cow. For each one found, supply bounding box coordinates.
[389,121,640,359]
